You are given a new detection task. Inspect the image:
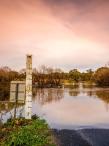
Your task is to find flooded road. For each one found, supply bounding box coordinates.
[1,84,109,129]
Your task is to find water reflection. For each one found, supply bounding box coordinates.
[96,91,109,104]
[0,102,24,123]
[33,88,64,105]
[1,84,109,129]
[0,102,15,112]
[33,86,109,106]
[82,82,96,89]
[32,85,109,129]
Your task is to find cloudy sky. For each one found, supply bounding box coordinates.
[0,0,109,71]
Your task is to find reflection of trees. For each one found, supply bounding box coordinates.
[0,102,24,122]
[82,83,96,89]
[86,91,94,96]
[0,102,14,112]
[65,84,79,97]
[33,88,64,105]
[95,90,109,111]
[0,102,14,123]
[68,83,95,97]
[95,91,109,104]
[69,89,80,96]
[67,84,79,89]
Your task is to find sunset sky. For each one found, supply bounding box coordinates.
[0,0,109,71]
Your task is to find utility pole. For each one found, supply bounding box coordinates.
[25,55,32,119]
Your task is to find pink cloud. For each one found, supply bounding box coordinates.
[0,0,109,70]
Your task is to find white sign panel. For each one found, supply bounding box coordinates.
[10,81,25,103]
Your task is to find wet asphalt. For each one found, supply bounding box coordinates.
[53,129,109,146]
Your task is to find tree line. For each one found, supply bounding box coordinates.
[0,65,109,100]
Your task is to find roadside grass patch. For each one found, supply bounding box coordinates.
[0,116,55,146]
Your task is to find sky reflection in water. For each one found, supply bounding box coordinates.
[33,87,109,129]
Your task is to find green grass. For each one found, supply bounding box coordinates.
[0,116,56,146]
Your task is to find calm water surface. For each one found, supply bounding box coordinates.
[1,85,109,129]
[33,86,109,129]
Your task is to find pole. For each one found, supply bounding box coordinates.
[14,83,19,119]
[25,55,32,119]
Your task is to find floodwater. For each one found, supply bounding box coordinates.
[1,84,109,129]
[32,84,109,129]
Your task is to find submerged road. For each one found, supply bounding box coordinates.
[53,129,109,146]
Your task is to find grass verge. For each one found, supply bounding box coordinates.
[0,115,55,146]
